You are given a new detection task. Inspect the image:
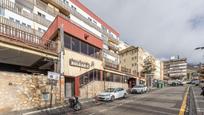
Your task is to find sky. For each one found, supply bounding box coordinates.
[80,0,204,64]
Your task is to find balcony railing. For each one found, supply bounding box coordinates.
[104,59,119,70]
[121,66,132,74]
[40,0,119,42]
[0,22,57,52]
[103,49,119,60]
[0,16,43,37]
[0,0,51,27]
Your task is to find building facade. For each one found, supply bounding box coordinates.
[0,0,136,113]
[119,46,163,86]
[163,58,187,80]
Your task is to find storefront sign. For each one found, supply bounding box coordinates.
[69,59,94,69]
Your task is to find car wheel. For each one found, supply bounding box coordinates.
[111,96,115,101]
[123,93,127,98]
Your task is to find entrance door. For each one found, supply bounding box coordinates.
[65,78,75,98]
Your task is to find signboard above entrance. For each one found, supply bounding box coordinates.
[69,58,94,69]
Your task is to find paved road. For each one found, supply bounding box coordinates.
[192,86,204,115]
[70,86,187,115]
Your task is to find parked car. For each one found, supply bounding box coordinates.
[131,85,147,94]
[191,80,199,85]
[97,88,127,101]
[199,80,204,88]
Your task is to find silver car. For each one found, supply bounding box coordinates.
[131,85,147,94]
[97,88,127,101]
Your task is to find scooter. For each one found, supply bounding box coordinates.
[69,96,82,111]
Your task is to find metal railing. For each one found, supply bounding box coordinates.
[121,67,132,74]
[103,49,119,58]
[43,0,119,42]
[0,16,43,37]
[0,23,57,52]
[0,0,51,27]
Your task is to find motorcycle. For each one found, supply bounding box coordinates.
[69,96,82,111]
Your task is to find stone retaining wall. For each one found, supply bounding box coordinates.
[0,71,63,113]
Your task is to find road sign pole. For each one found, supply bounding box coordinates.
[50,80,53,108]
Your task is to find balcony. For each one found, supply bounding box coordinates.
[0,22,57,52]
[103,49,119,60]
[1,0,51,27]
[103,59,119,70]
[40,0,118,42]
[41,0,70,15]
[120,66,132,74]
[36,0,60,16]
[0,16,43,37]
[103,40,119,51]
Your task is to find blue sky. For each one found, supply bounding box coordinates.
[80,0,204,64]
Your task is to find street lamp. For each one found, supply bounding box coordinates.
[195,47,204,50]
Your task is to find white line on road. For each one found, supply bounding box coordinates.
[192,87,200,113]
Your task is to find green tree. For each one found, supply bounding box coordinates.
[142,56,156,74]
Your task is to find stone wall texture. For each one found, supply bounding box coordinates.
[0,71,63,113]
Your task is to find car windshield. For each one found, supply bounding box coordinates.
[104,88,115,92]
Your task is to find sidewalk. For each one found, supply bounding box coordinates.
[2,87,164,115]
[192,86,204,115]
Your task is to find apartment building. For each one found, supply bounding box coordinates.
[0,0,135,112]
[163,57,187,80]
[154,59,164,80]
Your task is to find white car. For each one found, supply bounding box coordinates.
[97,88,127,101]
[131,85,147,94]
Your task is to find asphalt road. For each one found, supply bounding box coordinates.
[191,86,204,115]
[70,86,187,115]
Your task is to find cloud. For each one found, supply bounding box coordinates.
[80,0,204,64]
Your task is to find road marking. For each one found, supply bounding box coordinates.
[88,113,96,115]
[178,86,189,115]
[192,87,200,113]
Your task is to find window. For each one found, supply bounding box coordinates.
[93,20,97,25]
[64,33,101,59]
[101,25,107,32]
[38,27,45,32]
[9,17,14,21]
[16,20,20,24]
[88,45,95,57]
[37,12,45,18]
[64,34,71,49]
[88,17,92,22]
[81,41,88,54]
[71,5,76,10]
[22,23,26,26]
[80,70,101,86]
[0,8,5,16]
[94,48,100,58]
[27,25,31,28]
[71,37,80,52]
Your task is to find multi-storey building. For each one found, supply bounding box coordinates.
[163,57,187,80]
[0,0,135,113]
[119,46,163,86]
